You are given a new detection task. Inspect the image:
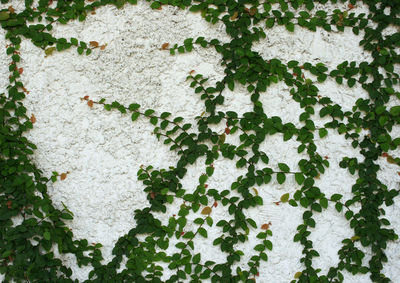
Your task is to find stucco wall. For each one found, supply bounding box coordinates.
[1,1,399,282]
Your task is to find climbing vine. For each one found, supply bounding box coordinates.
[1,0,399,282]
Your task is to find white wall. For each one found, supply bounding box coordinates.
[1,1,399,282]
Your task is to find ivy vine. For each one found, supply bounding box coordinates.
[1,0,400,282]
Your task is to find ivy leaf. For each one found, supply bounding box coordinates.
[0,12,10,21]
[280,193,289,203]
[198,227,207,238]
[43,231,51,241]
[277,173,286,184]
[278,163,290,173]
[192,253,201,264]
[266,18,275,28]
[285,22,295,32]
[201,206,212,215]
[295,173,304,185]
[319,128,328,138]
[131,112,140,121]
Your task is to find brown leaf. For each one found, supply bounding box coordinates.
[83,95,89,100]
[213,201,218,207]
[261,223,270,230]
[100,44,107,50]
[18,68,23,74]
[30,114,36,124]
[8,6,15,14]
[60,173,67,180]
[87,100,94,108]
[201,206,212,215]
[230,11,238,20]
[89,41,99,48]
[249,7,257,16]
[225,127,231,135]
[387,156,396,164]
[161,43,169,50]
[252,187,258,196]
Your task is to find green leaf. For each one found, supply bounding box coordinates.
[150,116,158,125]
[390,106,400,116]
[278,163,290,173]
[254,244,265,251]
[198,227,208,238]
[60,213,73,220]
[277,173,286,184]
[43,231,51,241]
[150,2,161,9]
[320,198,328,209]
[295,173,304,185]
[285,22,295,32]
[265,240,273,250]
[131,112,140,121]
[144,109,155,116]
[193,253,201,264]
[206,166,214,176]
[347,78,356,88]
[247,218,257,229]
[319,128,328,138]
[331,194,342,201]
[266,18,275,28]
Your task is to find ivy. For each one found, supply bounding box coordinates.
[1,0,400,282]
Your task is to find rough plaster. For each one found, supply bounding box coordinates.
[1,1,399,282]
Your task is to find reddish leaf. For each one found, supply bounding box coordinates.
[18,68,23,74]
[382,152,389,157]
[150,192,156,199]
[161,43,169,50]
[60,173,67,180]
[100,44,107,50]
[213,201,218,207]
[87,100,94,107]
[249,7,257,16]
[6,200,12,209]
[89,41,99,48]
[30,114,36,124]
[225,127,231,135]
[261,223,270,230]
[348,3,355,9]
[83,95,89,100]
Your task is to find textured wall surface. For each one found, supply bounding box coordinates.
[1,1,399,282]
